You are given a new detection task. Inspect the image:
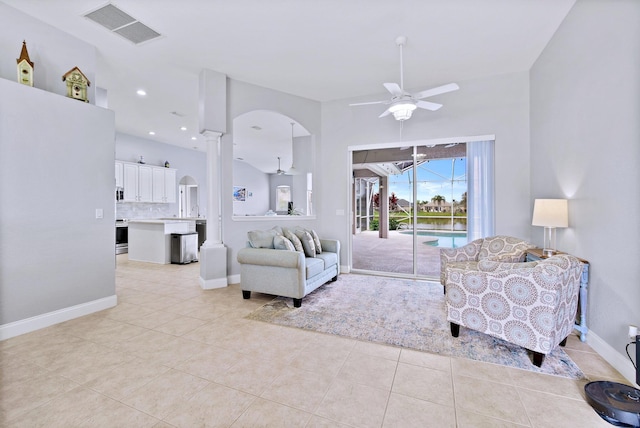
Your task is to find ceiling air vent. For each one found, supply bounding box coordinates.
[84,3,161,45]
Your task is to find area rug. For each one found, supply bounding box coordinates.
[245,274,586,379]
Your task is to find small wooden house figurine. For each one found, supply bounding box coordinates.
[62,67,90,102]
[16,40,34,87]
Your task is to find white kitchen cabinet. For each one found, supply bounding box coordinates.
[122,162,153,202]
[152,166,176,203]
[115,161,123,188]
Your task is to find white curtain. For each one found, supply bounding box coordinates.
[466,140,495,240]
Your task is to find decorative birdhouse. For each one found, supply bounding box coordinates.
[62,67,90,102]
[16,40,34,87]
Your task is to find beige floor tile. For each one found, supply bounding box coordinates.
[103,301,158,322]
[455,409,530,427]
[261,366,334,413]
[127,309,184,329]
[164,382,256,427]
[352,340,401,361]
[135,336,212,367]
[230,397,313,427]
[78,400,161,427]
[1,371,80,422]
[114,329,181,355]
[84,356,171,400]
[315,379,389,428]
[153,314,208,336]
[337,351,398,390]
[287,336,353,377]
[306,415,354,427]
[399,348,452,372]
[383,393,456,428]
[392,362,454,406]
[174,345,243,381]
[520,388,611,427]
[216,354,289,396]
[46,341,134,384]
[7,386,120,428]
[451,356,514,384]
[506,366,589,400]
[564,348,626,380]
[453,374,530,425]
[121,368,210,419]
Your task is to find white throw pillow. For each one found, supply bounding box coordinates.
[295,230,316,258]
[284,230,304,253]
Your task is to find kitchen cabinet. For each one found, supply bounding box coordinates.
[115,161,123,188]
[152,167,177,203]
[122,162,153,202]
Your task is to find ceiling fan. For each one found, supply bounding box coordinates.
[350,36,459,121]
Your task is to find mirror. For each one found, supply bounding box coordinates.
[233,110,313,217]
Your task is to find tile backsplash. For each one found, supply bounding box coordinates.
[116,202,175,220]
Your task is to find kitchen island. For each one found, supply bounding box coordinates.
[128,219,194,264]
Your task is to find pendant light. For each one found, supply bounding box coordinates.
[276,156,285,175]
[287,122,298,175]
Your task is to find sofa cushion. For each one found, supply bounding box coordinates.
[315,251,337,270]
[248,229,278,248]
[284,230,304,253]
[305,257,324,279]
[274,235,296,251]
[295,230,317,258]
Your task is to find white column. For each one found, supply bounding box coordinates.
[202,130,222,246]
[199,130,227,289]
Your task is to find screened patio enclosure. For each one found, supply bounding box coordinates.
[351,143,468,278]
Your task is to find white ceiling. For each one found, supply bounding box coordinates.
[5,0,575,158]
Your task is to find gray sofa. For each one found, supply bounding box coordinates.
[236,227,340,307]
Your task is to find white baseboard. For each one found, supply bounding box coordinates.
[199,277,228,290]
[588,330,638,387]
[228,274,241,285]
[0,295,118,341]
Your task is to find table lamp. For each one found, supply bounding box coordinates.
[532,199,568,256]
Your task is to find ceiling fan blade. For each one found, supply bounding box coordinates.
[379,107,393,118]
[349,100,386,106]
[383,82,403,96]
[413,83,459,100]
[416,100,443,111]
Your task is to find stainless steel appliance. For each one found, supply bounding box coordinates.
[116,220,128,254]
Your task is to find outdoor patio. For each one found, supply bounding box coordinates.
[351,230,445,278]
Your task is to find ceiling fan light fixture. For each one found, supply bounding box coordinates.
[389,101,417,121]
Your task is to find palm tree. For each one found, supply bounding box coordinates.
[431,195,446,206]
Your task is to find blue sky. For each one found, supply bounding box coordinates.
[384,157,467,204]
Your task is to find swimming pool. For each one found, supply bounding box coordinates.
[399,230,468,248]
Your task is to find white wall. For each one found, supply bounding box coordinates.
[0,78,115,328]
[319,71,532,269]
[232,160,270,216]
[530,0,640,383]
[0,3,97,104]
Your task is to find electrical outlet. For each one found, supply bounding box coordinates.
[628,325,638,338]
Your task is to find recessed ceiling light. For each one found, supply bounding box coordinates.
[148,131,155,135]
[191,136,197,140]
[136,89,146,96]
[180,126,187,131]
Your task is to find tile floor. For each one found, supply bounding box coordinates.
[0,255,629,427]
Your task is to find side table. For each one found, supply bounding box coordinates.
[526,248,590,342]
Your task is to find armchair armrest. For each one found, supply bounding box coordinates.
[237,247,304,269]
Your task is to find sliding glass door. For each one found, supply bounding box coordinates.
[351,143,469,279]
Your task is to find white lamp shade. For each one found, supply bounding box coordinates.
[532,199,568,227]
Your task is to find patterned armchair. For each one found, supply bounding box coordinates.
[444,254,583,367]
[440,235,536,290]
